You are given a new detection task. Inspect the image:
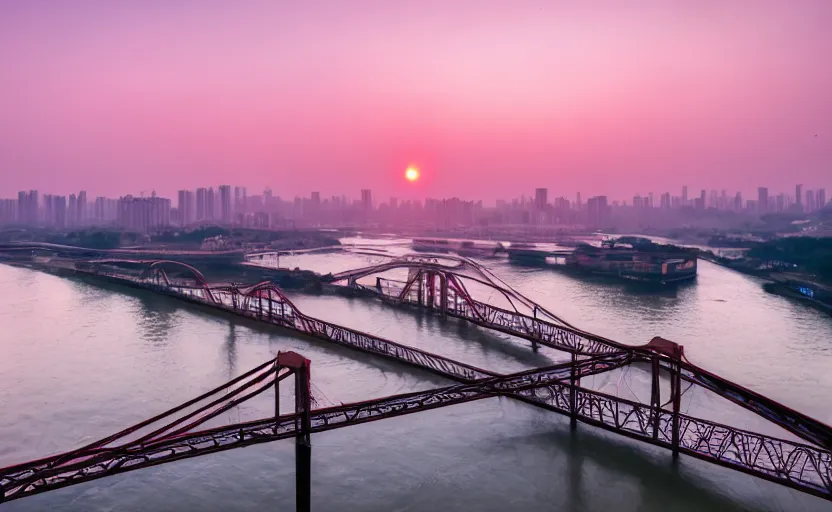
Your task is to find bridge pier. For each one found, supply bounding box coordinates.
[439,275,448,315]
[671,348,684,459]
[645,338,685,460]
[416,271,424,306]
[650,356,661,440]
[276,352,312,512]
[426,273,436,309]
[296,442,311,512]
[569,352,578,429]
[531,308,539,352]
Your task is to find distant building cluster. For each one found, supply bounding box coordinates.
[0,182,828,232]
[627,185,826,215]
[116,195,171,232]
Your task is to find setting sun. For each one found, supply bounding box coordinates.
[405,166,420,182]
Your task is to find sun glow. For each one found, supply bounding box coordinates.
[405,166,420,182]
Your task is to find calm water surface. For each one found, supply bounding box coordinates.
[2,243,832,511]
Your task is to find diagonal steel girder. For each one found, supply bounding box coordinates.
[356,272,832,451]
[0,352,630,502]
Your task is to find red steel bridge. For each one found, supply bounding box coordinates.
[1,256,831,510]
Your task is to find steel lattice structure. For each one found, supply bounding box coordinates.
[329,254,832,450]
[1,257,830,508]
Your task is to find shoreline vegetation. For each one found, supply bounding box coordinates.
[697,238,832,314]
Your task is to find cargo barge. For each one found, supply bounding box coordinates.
[411,238,501,258]
[572,238,698,284]
[505,237,698,284]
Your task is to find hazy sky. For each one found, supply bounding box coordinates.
[1,1,830,202]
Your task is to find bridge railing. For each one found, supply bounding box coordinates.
[517,380,831,498]
[372,277,622,355]
[5,352,829,503]
[140,273,832,454]
[153,280,497,383]
[286,313,495,381]
[370,276,832,451]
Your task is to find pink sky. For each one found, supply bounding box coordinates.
[1,1,830,202]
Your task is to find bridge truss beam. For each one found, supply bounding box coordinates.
[1,258,830,504]
[336,256,832,452]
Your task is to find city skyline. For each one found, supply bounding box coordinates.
[3,3,832,510]
[3,181,829,206]
[2,181,827,233]
[1,1,830,200]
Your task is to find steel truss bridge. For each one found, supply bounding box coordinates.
[1,256,831,511]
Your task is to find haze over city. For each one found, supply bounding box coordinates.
[4,2,832,511]
[1,1,830,201]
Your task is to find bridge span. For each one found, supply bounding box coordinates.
[1,256,830,509]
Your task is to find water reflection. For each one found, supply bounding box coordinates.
[224,323,238,379]
[524,426,760,512]
[135,292,178,345]
[513,265,689,315]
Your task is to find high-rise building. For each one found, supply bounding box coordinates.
[117,195,171,232]
[177,190,186,224]
[263,187,274,211]
[553,197,570,211]
[534,188,548,209]
[196,187,216,221]
[698,190,706,209]
[206,187,216,221]
[78,191,87,226]
[177,190,195,226]
[68,194,78,227]
[196,188,208,221]
[54,196,67,229]
[30,190,38,224]
[806,190,816,212]
[94,197,106,223]
[575,192,582,210]
[0,199,17,225]
[17,190,38,226]
[682,186,688,206]
[361,189,372,210]
[757,187,768,213]
[43,194,54,226]
[660,192,671,209]
[17,191,26,224]
[734,192,742,211]
[219,185,233,224]
[776,194,785,212]
[818,189,827,209]
[586,196,609,227]
[796,184,803,210]
[234,186,247,213]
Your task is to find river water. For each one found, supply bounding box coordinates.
[2,240,832,512]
